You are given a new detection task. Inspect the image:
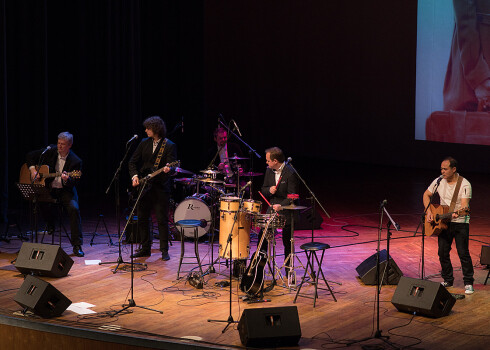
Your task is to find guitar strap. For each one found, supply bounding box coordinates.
[152,138,167,171]
[448,175,464,213]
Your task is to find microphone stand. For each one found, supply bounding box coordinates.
[287,159,331,242]
[111,178,162,316]
[413,178,441,279]
[99,141,142,273]
[207,189,246,333]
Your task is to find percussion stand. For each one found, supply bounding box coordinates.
[208,192,246,333]
[204,185,221,275]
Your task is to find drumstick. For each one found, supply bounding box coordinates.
[258,191,271,207]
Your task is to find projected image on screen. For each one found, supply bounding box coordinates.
[415,0,490,145]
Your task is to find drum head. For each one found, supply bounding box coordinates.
[174,197,212,237]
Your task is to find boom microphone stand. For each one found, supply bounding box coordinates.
[99,138,141,273]
[111,178,163,316]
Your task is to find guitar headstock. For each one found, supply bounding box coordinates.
[70,170,82,179]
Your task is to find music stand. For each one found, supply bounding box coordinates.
[16,183,56,243]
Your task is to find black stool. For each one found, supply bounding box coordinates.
[294,242,337,307]
[175,220,204,279]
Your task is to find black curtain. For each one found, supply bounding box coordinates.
[1,0,204,219]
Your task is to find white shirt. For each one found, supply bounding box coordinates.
[427,174,471,223]
[273,163,285,185]
[52,153,67,188]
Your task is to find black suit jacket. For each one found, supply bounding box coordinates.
[261,164,298,207]
[128,137,177,192]
[26,144,82,193]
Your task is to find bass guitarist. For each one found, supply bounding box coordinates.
[128,116,177,261]
[423,156,474,294]
[26,131,84,257]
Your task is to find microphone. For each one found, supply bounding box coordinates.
[286,157,292,164]
[240,181,252,193]
[181,116,184,134]
[232,119,242,137]
[127,134,138,144]
[41,146,51,155]
[380,199,387,208]
[436,175,443,184]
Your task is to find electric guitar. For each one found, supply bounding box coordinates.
[130,160,180,201]
[19,163,82,185]
[239,212,277,296]
[425,204,470,237]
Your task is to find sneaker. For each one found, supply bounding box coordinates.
[464,285,474,294]
[441,281,453,288]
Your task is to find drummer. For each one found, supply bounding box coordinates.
[260,147,298,279]
[206,127,246,186]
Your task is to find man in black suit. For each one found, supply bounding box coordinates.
[27,131,84,257]
[260,147,298,277]
[128,116,177,260]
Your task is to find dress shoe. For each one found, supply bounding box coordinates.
[161,251,170,261]
[73,245,85,257]
[131,250,151,258]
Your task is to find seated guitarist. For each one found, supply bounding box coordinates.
[423,156,474,294]
[26,131,84,257]
[128,116,177,261]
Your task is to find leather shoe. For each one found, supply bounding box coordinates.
[131,250,151,258]
[73,246,85,257]
[161,251,170,261]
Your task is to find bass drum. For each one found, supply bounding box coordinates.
[174,196,211,238]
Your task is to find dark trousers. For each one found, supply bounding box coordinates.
[438,222,474,285]
[136,188,169,252]
[42,188,83,247]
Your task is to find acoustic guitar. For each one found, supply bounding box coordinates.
[19,163,82,185]
[239,212,277,296]
[424,204,470,237]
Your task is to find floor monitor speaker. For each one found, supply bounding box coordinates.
[14,242,73,278]
[356,249,403,285]
[238,306,301,348]
[391,276,456,318]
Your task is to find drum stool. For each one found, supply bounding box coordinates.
[294,242,337,307]
[175,220,204,280]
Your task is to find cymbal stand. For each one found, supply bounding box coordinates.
[112,179,162,317]
[281,210,307,291]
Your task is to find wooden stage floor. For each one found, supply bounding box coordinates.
[0,164,489,349]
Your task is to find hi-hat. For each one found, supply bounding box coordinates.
[200,169,220,174]
[242,171,263,177]
[197,178,225,184]
[281,204,307,210]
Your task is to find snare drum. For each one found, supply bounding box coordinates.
[174,196,211,238]
[219,210,250,259]
[254,213,286,229]
[242,199,262,215]
[220,196,240,212]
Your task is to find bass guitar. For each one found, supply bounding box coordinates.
[425,204,470,237]
[19,163,82,185]
[240,212,277,296]
[129,161,180,202]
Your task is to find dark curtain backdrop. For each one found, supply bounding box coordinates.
[1,0,489,223]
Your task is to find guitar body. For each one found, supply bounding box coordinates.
[19,164,50,185]
[425,204,449,237]
[240,250,267,296]
[425,204,470,237]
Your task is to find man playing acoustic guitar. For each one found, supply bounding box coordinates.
[26,131,84,257]
[423,156,474,294]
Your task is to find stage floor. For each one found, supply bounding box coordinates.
[1,163,489,349]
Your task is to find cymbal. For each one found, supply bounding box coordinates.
[200,169,220,174]
[242,172,263,177]
[175,167,194,175]
[197,178,224,184]
[281,204,307,210]
[227,156,249,160]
